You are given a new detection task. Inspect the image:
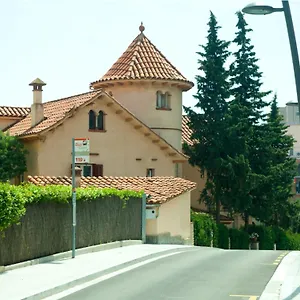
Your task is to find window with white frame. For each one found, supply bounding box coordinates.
[156,91,170,109]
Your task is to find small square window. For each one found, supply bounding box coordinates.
[83,165,92,177]
[146,168,155,177]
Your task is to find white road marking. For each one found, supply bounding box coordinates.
[43,251,183,300]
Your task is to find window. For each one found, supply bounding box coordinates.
[146,168,155,177]
[89,110,96,130]
[71,164,103,177]
[97,110,105,130]
[89,110,106,131]
[156,91,170,109]
[297,163,300,176]
[290,149,294,156]
[92,164,103,177]
[83,165,92,177]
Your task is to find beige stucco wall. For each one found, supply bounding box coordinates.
[0,118,19,131]
[182,161,206,211]
[106,83,183,151]
[287,124,300,153]
[146,192,192,244]
[157,192,191,241]
[33,98,177,177]
[23,140,40,177]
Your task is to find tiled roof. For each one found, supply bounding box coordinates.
[7,91,100,136]
[90,24,193,90]
[27,176,196,204]
[182,115,193,145]
[0,106,30,118]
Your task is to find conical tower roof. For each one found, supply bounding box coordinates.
[90,23,193,91]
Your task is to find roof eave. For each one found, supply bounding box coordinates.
[90,78,194,91]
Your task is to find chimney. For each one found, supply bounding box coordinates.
[29,78,46,127]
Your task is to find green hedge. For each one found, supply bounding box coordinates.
[191,211,218,247]
[247,225,275,250]
[217,223,229,249]
[229,228,249,249]
[0,183,143,232]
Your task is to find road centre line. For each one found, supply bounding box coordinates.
[230,295,258,299]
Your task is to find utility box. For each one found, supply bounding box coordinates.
[146,208,158,219]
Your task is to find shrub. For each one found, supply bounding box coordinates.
[0,183,26,232]
[247,225,275,250]
[286,230,300,250]
[272,226,290,250]
[217,223,229,249]
[229,228,249,249]
[191,211,217,247]
[0,183,143,231]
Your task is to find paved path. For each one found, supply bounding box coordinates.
[0,244,193,300]
[50,248,285,300]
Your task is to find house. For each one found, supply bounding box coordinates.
[27,175,196,244]
[0,22,233,231]
[279,101,300,198]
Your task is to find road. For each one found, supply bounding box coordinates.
[60,247,287,300]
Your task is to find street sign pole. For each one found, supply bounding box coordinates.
[71,138,76,258]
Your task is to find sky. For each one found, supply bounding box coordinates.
[1,0,300,110]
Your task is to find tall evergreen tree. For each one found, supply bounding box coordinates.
[227,11,272,227]
[256,94,297,225]
[183,12,231,223]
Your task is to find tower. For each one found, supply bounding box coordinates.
[90,23,193,151]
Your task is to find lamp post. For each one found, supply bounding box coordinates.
[242,1,300,121]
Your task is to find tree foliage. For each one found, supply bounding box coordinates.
[183,12,231,223]
[0,131,28,182]
[185,11,298,228]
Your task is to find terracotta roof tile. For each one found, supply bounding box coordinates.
[182,115,193,145]
[0,106,30,118]
[27,176,196,204]
[7,91,100,136]
[91,27,193,90]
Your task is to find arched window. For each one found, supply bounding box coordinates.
[88,110,96,130]
[97,110,104,130]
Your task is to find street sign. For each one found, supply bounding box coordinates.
[74,138,90,163]
[71,137,90,259]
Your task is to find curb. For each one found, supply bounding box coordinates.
[259,252,299,300]
[1,240,142,273]
[24,246,194,300]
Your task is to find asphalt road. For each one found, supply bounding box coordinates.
[61,247,286,300]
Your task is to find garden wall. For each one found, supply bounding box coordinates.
[0,196,142,266]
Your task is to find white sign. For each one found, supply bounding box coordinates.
[74,138,90,163]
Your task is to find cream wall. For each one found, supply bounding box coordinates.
[0,118,20,131]
[23,140,40,177]
[35,98,177,177]
[157,192,191,241]
[106,83,183,150]
[287,125,300,153]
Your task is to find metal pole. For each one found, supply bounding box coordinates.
[141,194,146,243]
[71,138,76,258]
[282,0,300,121]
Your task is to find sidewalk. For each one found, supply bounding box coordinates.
[0,244,192,300]
[260,251,300,300]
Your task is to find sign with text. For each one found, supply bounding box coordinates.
[74,138,90,163]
